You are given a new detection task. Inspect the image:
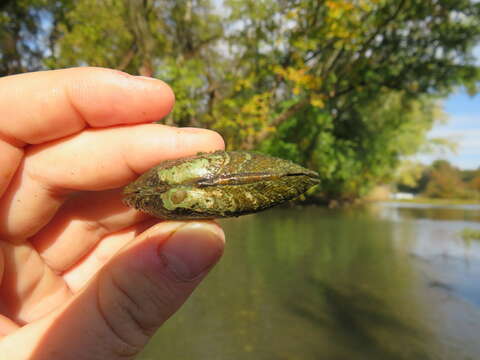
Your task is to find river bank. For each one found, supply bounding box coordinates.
[390,198,480,206]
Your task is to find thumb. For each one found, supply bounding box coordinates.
[95,221,225,357]
[1,221,225,360]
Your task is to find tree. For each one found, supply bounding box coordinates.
[47,0,225,127]
[465,167,480,193]
[0,0,75,76]
[220,0,480,201]
[3,0,480,202]
[423,160,471,199]
[218,0,480,146]
[470,175,480,192]
[393,161,426,194]
[261,91,445,201]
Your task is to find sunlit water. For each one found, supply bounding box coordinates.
[139,203,480,360]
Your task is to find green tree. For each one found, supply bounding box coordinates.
[3,0,480,202]
[261,91,445,201]
[0,0,73,75]
[47,0,225,127]
[393,161,426,194]
[218,0,480,201]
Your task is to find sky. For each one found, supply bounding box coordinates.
[416,45,480,170]
[417,90,480,170]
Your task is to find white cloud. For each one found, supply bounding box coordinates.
[413,88,480,170]
[432,114,479,132]
[415,116,480,170]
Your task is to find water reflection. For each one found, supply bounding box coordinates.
[287,277,432,360]
[380,201,480,222]
[139,204,480,360]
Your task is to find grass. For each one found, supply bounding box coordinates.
[460,228,480,244]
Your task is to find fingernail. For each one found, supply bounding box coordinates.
[131,76,174,96]
[159,223,225,281]
[135,75,159,81]
[177,127,206,133]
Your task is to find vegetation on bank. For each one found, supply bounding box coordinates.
[394,160,480,201]
[1,0,480,204]
[392,198,480,206]
[460,228,480,245]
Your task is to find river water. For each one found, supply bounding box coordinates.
[139,202,480,360]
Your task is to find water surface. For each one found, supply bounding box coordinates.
[139,203,480,360]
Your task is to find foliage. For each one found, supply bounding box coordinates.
[470,175,480,192]
[262,92,445,201]
[0,0,73,75]
[2,0,480,203]
[395,159,480,199]
[394,161,426,191]
[461,228,480,247]
[423,160,470,199]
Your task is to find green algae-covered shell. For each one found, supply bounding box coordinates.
[123,150,320,219]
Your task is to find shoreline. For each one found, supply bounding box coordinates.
[384,197,480,206]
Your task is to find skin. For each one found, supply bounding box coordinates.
[0,67,226,360]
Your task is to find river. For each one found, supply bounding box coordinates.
[138,202,480,360]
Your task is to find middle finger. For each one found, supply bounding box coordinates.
[0,124,224,243]
[30,189,149,273]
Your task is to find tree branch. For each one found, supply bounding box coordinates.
[116,44,137,71]
[253,97,310,147]
[126,0,155,76]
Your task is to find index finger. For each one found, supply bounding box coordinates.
[0,67,174,198]
[0,67,175,145]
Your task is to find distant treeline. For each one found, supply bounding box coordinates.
[396,160,480,199]
[1,0,480,203]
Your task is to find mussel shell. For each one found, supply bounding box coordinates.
[123,151,319,219]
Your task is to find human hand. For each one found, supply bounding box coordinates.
[0,67,226,359]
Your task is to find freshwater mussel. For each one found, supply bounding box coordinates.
[123,150,320,219]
